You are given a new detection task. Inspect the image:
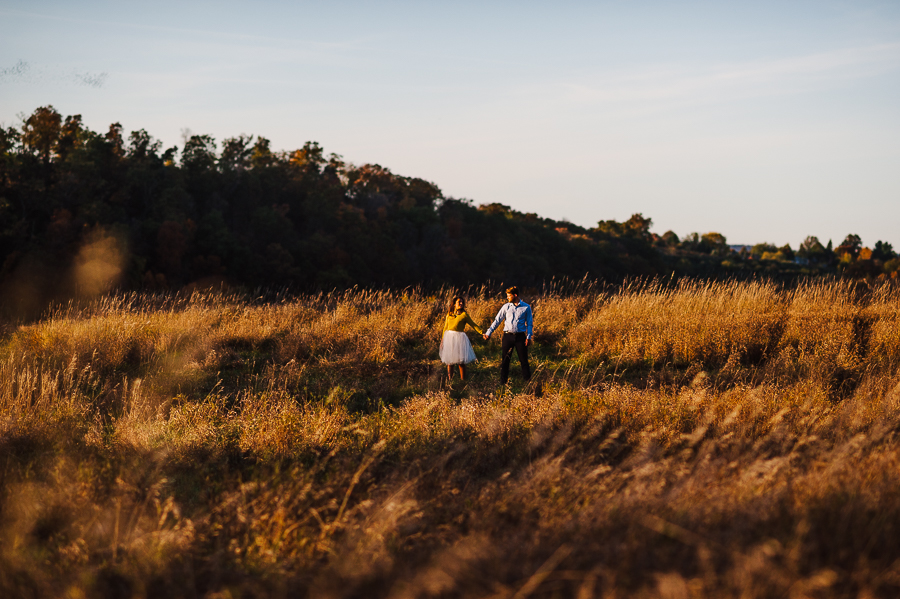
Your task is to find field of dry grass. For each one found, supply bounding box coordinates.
[3,280,900,598]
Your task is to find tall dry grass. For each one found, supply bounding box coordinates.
[3,281,900,597]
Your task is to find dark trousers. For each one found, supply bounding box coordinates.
[500,332,530,384]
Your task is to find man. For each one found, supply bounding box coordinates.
[483,286,533,385]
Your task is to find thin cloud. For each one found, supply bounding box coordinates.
[0,7,372,51]
[74,71,108,88]
[0,59,30,78]
[0,59,109,88]
[564,43,900,106]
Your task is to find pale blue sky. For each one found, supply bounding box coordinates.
[2,1,899,247]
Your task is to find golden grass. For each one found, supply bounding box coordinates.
[3,281,900,597]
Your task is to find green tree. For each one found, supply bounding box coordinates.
[219,135,253,172]
[250,137,276,170]
[182,134,217,170]
[701,232,728,255]
[798,236,827,264]
[127,129,162,160]
[661,230,679,247]
[595,213,652,238]
[872,240,895,261]
[679,232,701,251]
[779,243,794,262]
[750,243,778,259]
[0,126,20,181]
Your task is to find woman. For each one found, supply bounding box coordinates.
[440,296,483,381]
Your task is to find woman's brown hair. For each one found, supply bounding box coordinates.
[448,296,466,315]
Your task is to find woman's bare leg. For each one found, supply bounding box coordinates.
[459,364,466,381]
[446,365,453,380]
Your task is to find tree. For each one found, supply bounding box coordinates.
[624,213,652,238]
[798,236,827,264]
[596,219,623,236]
[181,134,217,170]
[57,115,85,161]
[750,243,778,259]
[835,234,862,260]
[22,105,62,167]
[701,232,728,255]
[106,122,125,158]
[596,213,652,238]
[219,135,253,172]
[0,126,18,156]
[250,137,276,170]
[288,141,324,173]
[872,241,895,262]
[779,243,794,262]
[679,232,701,251]
[127,129,162,160]
[0,126,20,179]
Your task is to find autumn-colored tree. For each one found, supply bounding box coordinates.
[105,122,125,158]
[835,234,862,260]
[288,141,324,173]
[57,115,85,161]
[624,213,652,238]
[22,105,62,167]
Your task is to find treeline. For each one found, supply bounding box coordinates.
[0,106,895,312]
[0,106,664,309]
[653,231,899,280]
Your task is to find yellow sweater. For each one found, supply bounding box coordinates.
[442,311,483,335]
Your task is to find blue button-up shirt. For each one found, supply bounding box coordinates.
[486,300,534,340]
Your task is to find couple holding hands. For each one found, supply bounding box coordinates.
[439,286,533,385]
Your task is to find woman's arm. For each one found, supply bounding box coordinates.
[463,312,483,335]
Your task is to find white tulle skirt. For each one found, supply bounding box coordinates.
[440,331,477,365]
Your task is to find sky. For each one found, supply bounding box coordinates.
[2,0,899,247]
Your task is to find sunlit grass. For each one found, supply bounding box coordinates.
[3,281,900,597]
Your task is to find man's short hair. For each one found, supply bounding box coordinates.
[505,286,519,296]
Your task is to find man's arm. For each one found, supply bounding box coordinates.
[484,304,506,339]
[525,305,534,345]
